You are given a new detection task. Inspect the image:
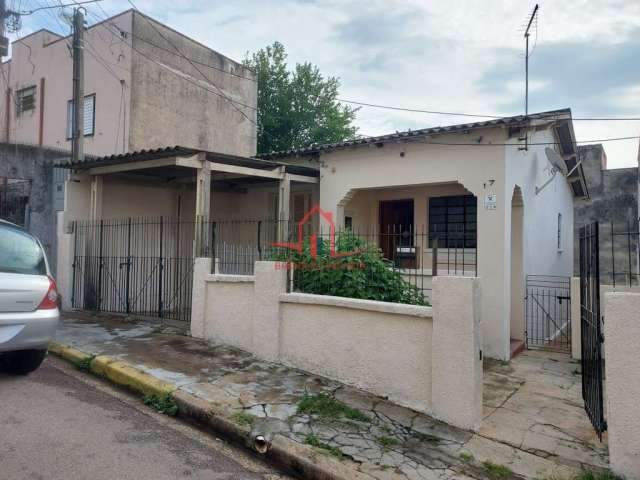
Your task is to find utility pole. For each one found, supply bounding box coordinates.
[1,0,9,59]
[71,8,85,163]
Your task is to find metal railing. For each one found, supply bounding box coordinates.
[602,220,640,287]
[525,275,571,351]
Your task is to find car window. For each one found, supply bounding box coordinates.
[0,224,46,275]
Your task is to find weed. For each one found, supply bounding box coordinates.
[304,434,345,460]
[232,411,256,426]
[376,435,400,450]
[76,355,95,372]
[574,471,622,480]
[482,460,514,479]
[459,451,474,462]
[415,431,442,445]
[499,360,510,367]
[143,393,178,416]
[297,393,370,423]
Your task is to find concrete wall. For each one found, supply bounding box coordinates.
[190,260,483,431]
[0,10,257,157]
[129,12,257,156]
[574,144,639,283]
[604,291,640,480]
[290,126,576,359]
[0,143,69,274]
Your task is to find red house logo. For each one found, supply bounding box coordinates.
[272,204,360,259]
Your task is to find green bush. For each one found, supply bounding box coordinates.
[272,232,428,306]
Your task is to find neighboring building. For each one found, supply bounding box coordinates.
[55,108,587,361]
[573,144,640,284]
[0,9,257,157]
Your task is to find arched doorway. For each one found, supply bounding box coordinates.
[510,186,525,353]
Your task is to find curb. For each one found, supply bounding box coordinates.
[48,341,358,480]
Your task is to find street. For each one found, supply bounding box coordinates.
[0,356,291,480]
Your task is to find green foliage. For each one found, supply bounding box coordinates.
[573,471,622,480]
[232,411,256,426]
[304,434,345,460]
[243,41,359,155]
[273,232,428,306]
[459,451,474,462]
[143,393,178,416]
[376,435,400,450]
[482,461,514,479]
[76,355,95,372]
[297,393,370,423]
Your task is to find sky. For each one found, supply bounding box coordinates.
[15,0,640,168]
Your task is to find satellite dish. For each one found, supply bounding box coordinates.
[545,147,568,176]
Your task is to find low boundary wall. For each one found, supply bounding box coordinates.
[191,259,483,431]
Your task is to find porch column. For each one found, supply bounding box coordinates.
[194,153,211,256]
[89,175,103,220]
[278,170,291,242]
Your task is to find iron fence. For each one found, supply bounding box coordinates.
[71,217,195,322]
[600,220,640,287]
[0,179,31,226]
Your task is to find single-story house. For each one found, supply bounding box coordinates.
[55,108,588,360]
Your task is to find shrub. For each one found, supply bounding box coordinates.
[272,232,428,306]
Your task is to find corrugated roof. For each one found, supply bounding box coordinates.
[53,145,319,177]
[259,108,573,159]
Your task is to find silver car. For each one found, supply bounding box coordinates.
[0,220,59,374]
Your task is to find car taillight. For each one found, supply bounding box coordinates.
[38,277,58,310]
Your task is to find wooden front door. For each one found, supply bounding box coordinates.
[379,199,414,265]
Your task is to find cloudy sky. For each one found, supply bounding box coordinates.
[20,0,640,167]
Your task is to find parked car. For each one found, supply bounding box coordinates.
[0,220,59,374]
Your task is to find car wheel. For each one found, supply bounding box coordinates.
[1,349,47,375]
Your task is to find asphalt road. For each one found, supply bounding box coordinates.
[0,356,292,480]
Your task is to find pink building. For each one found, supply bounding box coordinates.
[0,9,257,157]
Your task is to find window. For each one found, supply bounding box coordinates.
[66,94,95,138]
[428,195,477,248]
[344,216,353,230]
[16,86,36,115]
[557,213,562,251]
[0,223,46,275]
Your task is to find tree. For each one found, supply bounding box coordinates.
[244,42,358,155]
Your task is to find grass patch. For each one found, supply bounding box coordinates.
[232,411,256,426]
[414,431,442,445]
[304,434,345,460]
[482,461,514,479]
[459,451,474,462]
[143,393,178,416]
[574,471,622,480]
[376,435,400,450]
[297,393,370,423]
[76,355,96,372]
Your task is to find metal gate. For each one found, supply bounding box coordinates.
[71,217,195,323]
[579,222,607,439]
[525,275,571,351]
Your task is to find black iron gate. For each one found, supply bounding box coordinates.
[525,275,571,351]
[71,217,195,323]
[579,222,607,439]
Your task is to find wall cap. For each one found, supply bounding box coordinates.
[280,292,433,318]
[206,274,255,283]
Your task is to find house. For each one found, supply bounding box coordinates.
[54,108,587,361]
[573,144,640,285]
[0,9,256,156]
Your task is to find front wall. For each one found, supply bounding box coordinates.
[314,131,509,358]
[204,279,254,351]
[280,301,433,412]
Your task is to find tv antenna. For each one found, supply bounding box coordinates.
[524,4,539,118]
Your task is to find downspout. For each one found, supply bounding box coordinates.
[38,77,45,145]
[4,86,10,142]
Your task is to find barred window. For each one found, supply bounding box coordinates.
[16,86,36,115]
[428,195,477,248]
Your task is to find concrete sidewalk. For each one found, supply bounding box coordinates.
[54,314,608,480]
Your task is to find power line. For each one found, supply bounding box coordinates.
[336,98,640,122]
[19,0,101,15]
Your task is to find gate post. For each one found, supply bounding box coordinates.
[570,277,581,360]
[604,291,640,479]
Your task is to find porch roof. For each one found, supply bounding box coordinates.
[53,145,320,180]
